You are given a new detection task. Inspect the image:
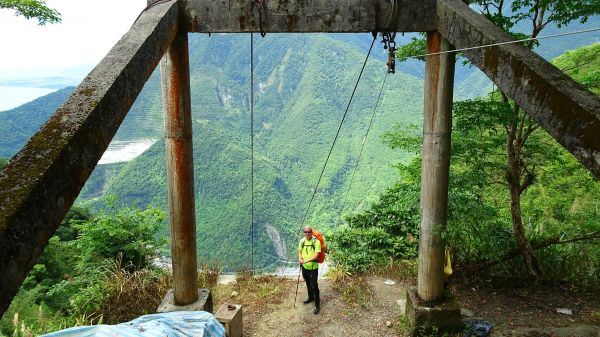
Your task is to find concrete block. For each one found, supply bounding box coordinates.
[157,288,213,313]
[215,303,243,337]
[405,286,463,337]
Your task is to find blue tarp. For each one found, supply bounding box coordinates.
[41,311,225,337]
[464,319,493,337]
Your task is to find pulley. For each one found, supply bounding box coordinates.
[380,32,397,74]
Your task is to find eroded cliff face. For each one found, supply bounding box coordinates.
[265,223,287,259]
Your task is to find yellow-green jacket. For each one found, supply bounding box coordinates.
[298,237,321,270]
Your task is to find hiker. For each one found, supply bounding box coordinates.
[298,226,321,315]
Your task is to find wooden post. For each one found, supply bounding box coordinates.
[161,30,199,305]
[417,31,455,302]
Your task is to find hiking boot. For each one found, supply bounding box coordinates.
[303,298,314,305]
[313,306,320,315]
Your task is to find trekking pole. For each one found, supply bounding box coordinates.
[293,265,301,308]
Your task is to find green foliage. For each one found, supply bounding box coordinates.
[330,178,420,272]
[0,157,7,170]
[331,42,600,285]
[471,0,600,32]
[396,314,412,336]
[46,262,110,316]
[0,200,168,335]
[0,0,61,25]
[75,197,165,269]
[395,35,427,62]
[64,34,423,271]
[0,290,68,336]
[507,0,600,28]
[520,148,600,288]
[553,42,600,94]
[396,1,599,278]
[86,258,171,324]
[54,206,90,241]
[395,1,600,65]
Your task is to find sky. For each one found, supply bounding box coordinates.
[0,0,146,110]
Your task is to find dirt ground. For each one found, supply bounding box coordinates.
[242,277,407,337]
[214,275,600,337]
[452,278,600,337]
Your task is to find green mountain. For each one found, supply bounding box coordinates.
[0,87,74,158]
[0,75,164,159]
[82,34,423,270]
[3,30,596,271]
[553,42,600,95]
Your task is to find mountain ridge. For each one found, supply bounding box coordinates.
[1,31,597,270]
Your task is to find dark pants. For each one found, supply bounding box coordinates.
[302,266,320,307]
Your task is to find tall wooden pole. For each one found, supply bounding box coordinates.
[161,30,199,305]
[417,31,455,302]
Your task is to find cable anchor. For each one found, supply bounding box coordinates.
[254,0,267,37]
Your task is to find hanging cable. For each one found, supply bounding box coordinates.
[339,72,389,215]
[250,33,255,274]
[298,35,377,230]
[255,0,268,37]
[279,35,378,278]
[404,27,600,59]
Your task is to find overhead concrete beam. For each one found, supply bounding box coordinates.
[0,0,179,315]
[437,0,600,178]
[181,0,436,33]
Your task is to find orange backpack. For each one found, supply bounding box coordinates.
[311,230,326,263]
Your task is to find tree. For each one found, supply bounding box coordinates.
[395,0,600,279]
[330,162,421,272]
[0,157,7,170]
[74,198,165,270]
[450,95,558,277]
[0,0,61,25]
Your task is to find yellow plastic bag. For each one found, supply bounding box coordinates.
[444,248,453,276]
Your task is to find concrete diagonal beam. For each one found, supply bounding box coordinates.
[0,0,179,315]
[437,0,600,178]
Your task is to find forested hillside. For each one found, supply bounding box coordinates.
[1,2,599,332]
[0,33,425,270]
[0,87,73,158]
[553,42,600,94]
[331,42,600,289]
[1,32,598,271]
[87,34,424,270]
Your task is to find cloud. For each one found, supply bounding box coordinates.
[0,0,146,74]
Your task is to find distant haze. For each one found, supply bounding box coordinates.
[0,0,145,110]
[0,86,56,111]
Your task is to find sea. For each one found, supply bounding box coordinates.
[0,86,57,111]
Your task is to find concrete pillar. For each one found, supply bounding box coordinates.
[161,30,199,305]
[417,31,455,302]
